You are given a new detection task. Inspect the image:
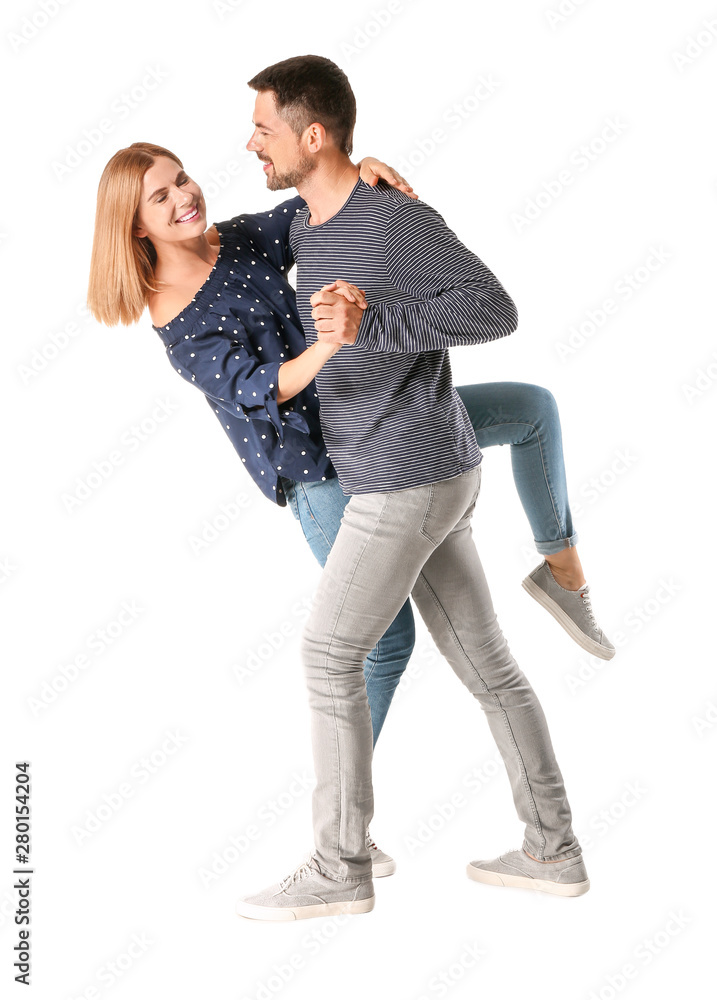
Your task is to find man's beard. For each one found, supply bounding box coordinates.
[266,150,316,191]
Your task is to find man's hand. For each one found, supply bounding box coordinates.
[310,280,368,346]
[357,157,417,199]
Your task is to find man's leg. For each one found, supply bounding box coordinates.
[283,476,415,744]
[410,470,581,862]
[236,471,480,918]
[237,467,585,916]
[301,470,483,882]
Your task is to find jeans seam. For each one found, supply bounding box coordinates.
[297,482,335,552]
[530,423,567,543]
[415,568,546,854]
[495,418,566,543]
[535,533,579,555]
[318,493,390,875]
[419,483,438,545]
[533,847,583,862]
[480,415,568,545]
[363,643,380,682]
[312,861,372,885]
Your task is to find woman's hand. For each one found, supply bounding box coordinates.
[357,157,417,199]
[316,279,367,309]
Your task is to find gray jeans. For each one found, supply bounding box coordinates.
[302,466,582,883]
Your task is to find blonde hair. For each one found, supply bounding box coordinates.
[87,142,183,326]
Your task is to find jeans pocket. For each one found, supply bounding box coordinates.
[419,483,440,547]
[471,464,482,507]
[419,468,481,546]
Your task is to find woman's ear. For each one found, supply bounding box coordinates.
[133,225,148,239]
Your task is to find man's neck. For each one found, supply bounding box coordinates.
[296,154,360,226]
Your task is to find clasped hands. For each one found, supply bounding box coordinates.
[309,156,415,346]
[310,280,368,346]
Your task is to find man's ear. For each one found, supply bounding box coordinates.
[305,122,327,154]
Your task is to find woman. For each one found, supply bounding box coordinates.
[88,142,612,874]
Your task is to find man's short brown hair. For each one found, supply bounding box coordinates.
[248,55,357,156]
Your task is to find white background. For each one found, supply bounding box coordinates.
[2,0,715,998]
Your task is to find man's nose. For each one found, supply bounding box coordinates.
[246,130,261,151]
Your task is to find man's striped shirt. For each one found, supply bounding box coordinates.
[290,179,518,494]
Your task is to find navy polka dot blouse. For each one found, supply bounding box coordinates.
[152,196,334,505]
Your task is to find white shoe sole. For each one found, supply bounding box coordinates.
[236,895,375,921]
[467,863,590,897]
[522,576,615,660]
[372,858,396,877]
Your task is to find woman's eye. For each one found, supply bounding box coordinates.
[157,195,167,203]
[179,176,190,186]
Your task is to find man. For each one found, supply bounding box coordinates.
[236,55,590,922]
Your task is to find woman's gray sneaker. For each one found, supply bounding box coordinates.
[236,858,374,921]
[467,849,590,897]
[366,830,396,877]
[522,561,615,660]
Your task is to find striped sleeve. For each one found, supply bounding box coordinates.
[354,200,518,353]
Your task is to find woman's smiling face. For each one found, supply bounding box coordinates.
[134,156,207,244]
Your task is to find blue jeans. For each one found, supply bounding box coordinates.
[284,381,576,746]
[457,382,577,554]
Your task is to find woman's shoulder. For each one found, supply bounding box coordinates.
[148,286,198,330]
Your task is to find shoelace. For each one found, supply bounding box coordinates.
[579,586,600,632]
[366,834,379,852]
[279,861,314,891]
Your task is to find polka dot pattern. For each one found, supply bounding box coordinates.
[151,196,335,505]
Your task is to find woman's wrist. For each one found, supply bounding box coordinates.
[313,340,341,359]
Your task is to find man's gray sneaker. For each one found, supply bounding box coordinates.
[366,830,396,877]
[236,858,374,921]
[467,849,590,897]
[522,561,615,660]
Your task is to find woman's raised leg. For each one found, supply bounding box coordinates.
[455,382,614,659]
